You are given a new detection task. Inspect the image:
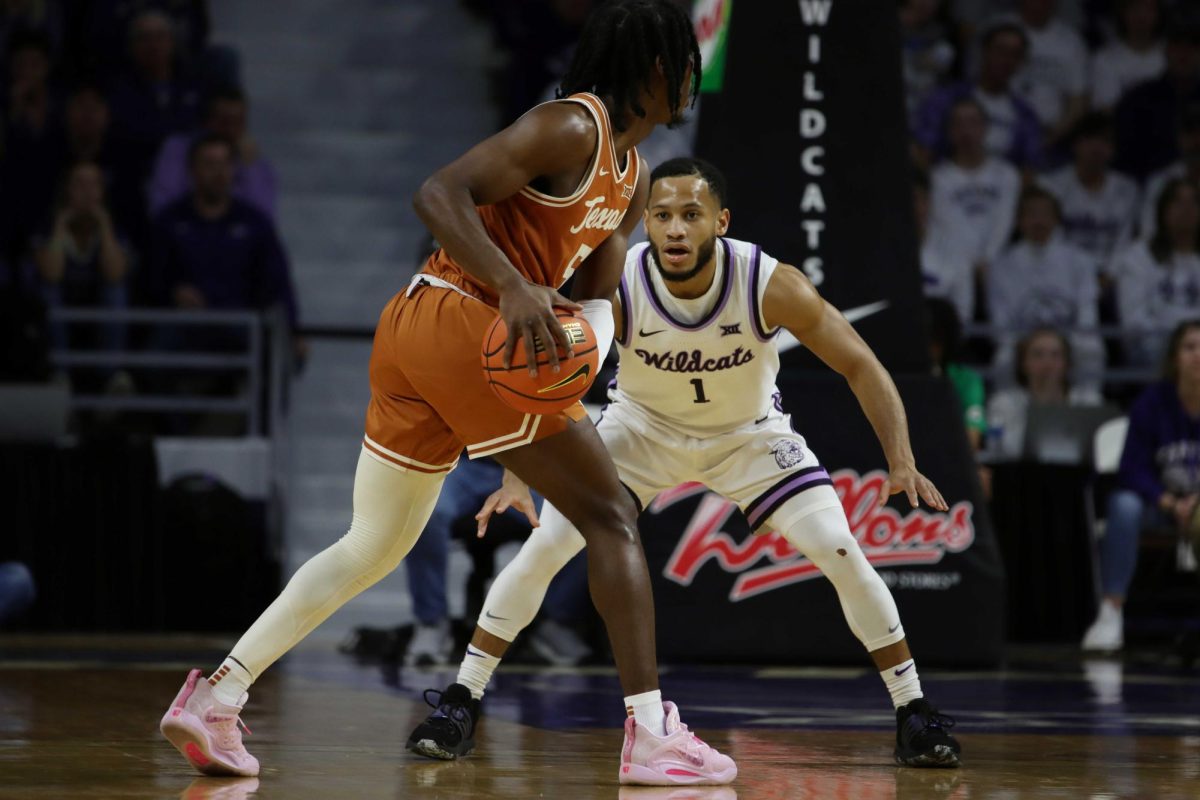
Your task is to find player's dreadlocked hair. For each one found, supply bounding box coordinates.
[557,0,701,133]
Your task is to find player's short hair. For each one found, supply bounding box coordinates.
[557,0,701,133]
[650,157,728,207]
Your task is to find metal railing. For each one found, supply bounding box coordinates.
[960,322,1160,387]
[46,307,290,435]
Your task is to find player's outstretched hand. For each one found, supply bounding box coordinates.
[476,469,540,537]
[497,280,582,376]
[880,465,949,511]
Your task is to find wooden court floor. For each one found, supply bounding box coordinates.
[2,638,1199,799]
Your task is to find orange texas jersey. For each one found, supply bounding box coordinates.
[423,92,641,304]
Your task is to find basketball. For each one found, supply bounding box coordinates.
[481,309,599,414]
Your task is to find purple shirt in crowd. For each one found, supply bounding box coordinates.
[150,197,297,327]
[1118,380,1200,504]
[148,132,278,220]
[913,80,1043,169]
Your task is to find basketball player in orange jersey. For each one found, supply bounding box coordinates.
[158,0,735,785]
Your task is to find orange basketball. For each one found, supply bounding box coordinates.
[481,309,599,414]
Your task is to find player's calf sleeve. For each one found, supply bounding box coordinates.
[228,450,442,678]
[476,502,587,642]
[781,506,906,653]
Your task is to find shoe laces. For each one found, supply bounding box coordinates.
[913,706,956,735]
[422,689,474,733]
[209,711,252,751]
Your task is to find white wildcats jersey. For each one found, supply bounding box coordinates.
[610,237,783,438]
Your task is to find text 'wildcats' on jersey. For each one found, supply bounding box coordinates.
[421,93,640,304]
[611,237,784,438]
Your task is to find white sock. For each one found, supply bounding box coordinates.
[457,645,501,700]
[882,659,923,709]
[624,689,665,735]
[208,657,253,706]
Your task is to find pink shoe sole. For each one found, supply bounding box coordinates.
[618,762,738,786]
[161,706,255,777]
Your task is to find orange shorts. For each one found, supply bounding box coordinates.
[362,281,588,474]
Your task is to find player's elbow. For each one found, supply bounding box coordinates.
[412,176,442,224]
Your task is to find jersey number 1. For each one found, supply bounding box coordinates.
[690,378,710,404]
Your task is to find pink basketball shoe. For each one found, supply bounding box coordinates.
[160,669,259,777]
[618,702,737,786]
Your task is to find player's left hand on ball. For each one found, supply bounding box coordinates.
[475,471,540,537]
[881,465,949,511]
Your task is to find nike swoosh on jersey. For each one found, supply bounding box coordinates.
[484,610,508,621]
[638,327,666,337]
[599,167,609,176]
[777,299,890,353]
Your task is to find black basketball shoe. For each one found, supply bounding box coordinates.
[894,698,961,767]
[406,682,481,760]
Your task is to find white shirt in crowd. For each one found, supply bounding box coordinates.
[1139,161,1189,238]
[921,234,973,324]
[973,88,1022,161]
[994,13,1089,127]
[986,385,1103,459]
[1039,166,1140,265]
[1090,40,1165,110]
[987,234,1104,385]
[929,157,1020,267]
[1115,240,1200,335]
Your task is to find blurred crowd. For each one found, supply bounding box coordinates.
[0,0,298,413]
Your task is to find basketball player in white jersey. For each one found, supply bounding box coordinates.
[408,158,963,775]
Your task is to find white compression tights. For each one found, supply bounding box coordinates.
[478,502,905,653]
[230,449,444,679]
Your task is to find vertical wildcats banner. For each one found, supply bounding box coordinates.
[641,374,1005,666]
[695,0,928,371]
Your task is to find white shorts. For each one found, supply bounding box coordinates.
[598,403,843,533]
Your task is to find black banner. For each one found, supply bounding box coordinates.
[695,0,928,372]
[642,373,1005,666]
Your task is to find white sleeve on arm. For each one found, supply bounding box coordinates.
[580,298,615,365]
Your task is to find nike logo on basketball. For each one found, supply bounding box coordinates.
[888,622,901,633]
[894,663,913,676]
[639,327,666,337]
[536,362,590,393]
[484,610,508,621]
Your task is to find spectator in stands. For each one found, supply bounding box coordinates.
[928,98,1021,318]
[0,561,35,624]
[1,30,59,261]
[1040,112,1140,266]
[988,186,1104,387]
[900,0,958,129]
[1091,0,1166,112]
[1082,319,1200,651]
[107,9,202,189]
[34,161,130,359]
[0,0,61,67]
[56,82,144,247]
[66,0,210,81]
[1114,19,1200,180]
[985,328,1102,459]
[914,22,1042,169]
[1115,179,1200,364]
[403,457,592,668]
[914,171,972,324]
[148,135,299,342]
[1140,104,1200,237]
[926,297,987,451]
[149,86,276,220]
[991,0,1089,152]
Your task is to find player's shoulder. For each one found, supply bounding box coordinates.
[512,97,598,151]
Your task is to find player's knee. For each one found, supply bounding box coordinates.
[575,492,639,544]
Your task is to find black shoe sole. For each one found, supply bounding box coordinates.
[406,736,475,761]
[895,744,961,768]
